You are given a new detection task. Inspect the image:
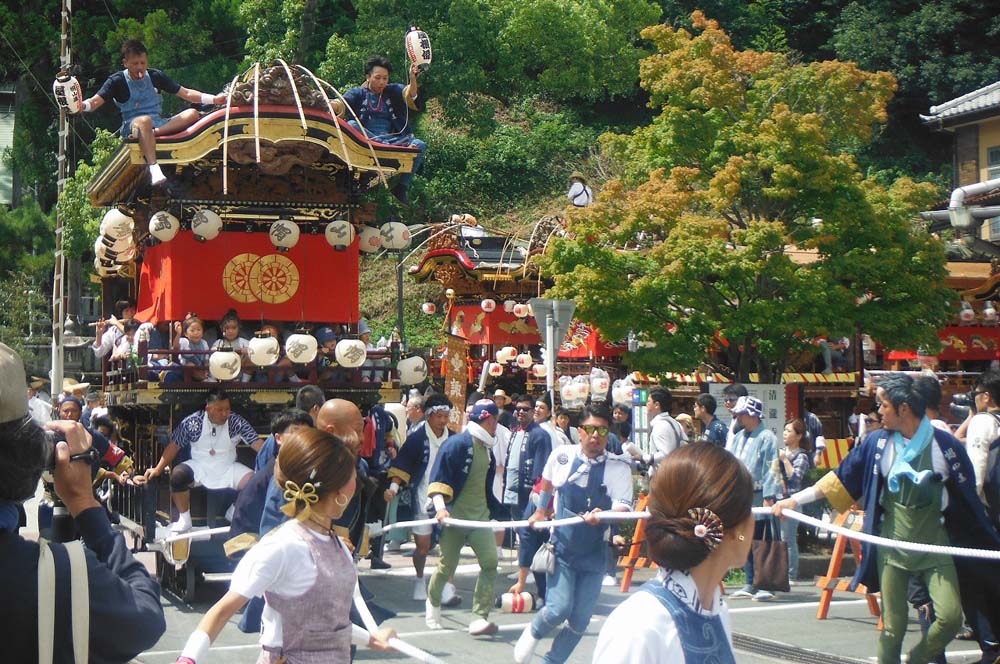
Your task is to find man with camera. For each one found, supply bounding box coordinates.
[0,343,165,661]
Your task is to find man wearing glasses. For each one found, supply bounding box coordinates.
[504,394,554,600]
[514,405,633,664]
[722,383,749,450]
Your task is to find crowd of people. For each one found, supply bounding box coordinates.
[13,324,1000,663]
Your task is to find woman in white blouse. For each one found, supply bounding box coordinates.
[594,444,755,663]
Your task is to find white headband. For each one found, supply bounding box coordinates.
[426,405,452,415]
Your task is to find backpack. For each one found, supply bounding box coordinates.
[984,413,1000,527]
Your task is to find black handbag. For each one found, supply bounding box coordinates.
[751,517,790,592]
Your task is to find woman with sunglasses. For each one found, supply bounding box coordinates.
[514,405,634,664]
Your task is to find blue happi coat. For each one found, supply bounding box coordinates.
[817,426,1000,592]
[427,430,501,516]
[388,424,434,488]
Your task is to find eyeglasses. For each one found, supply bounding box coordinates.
[864,417,880,425]
[514,406,532,412]
[579,425,609,436]
[723,397,738,403]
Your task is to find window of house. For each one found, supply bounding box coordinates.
[989,146,1000,180]
[990,215,1000,239]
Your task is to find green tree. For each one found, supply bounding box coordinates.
[542,13,951,381]
[57,129,122,260]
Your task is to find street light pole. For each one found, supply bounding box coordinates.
[395,251,406,350]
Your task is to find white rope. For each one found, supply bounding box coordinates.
[753,507,1000,561]
[352,583,444,663]
[221,70,240,194]
[371,510,647,537]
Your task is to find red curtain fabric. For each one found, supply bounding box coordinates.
[448,305,542,346]
[885,326,1000,361]
[558,320,626,358]
[135,231,359,324]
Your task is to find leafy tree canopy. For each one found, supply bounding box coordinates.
[543,13,951,381]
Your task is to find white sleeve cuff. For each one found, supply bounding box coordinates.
[432,494,447,512]
[790,487,819,506]
[351,623,370,646]
[180,629,211,660]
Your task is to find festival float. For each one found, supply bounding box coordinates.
[82,60,423,599]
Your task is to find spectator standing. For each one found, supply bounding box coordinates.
[626,388,685,468]
[774,420,810,582]
[722,383,749,450]
[727,396,781,601]
[566,172,593,208]
[694,393,727,446]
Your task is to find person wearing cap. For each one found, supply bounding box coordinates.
[425,398,503,636]
[315,326,340,381]
[722,383,750,450]
[385,394,455,601]
[566,172,593,208]
[80,391,101,428]
[56,396,134,484]
[27,377,52,425]
[0,343,165,660]
[727,394,781,601]
[774,373,1000,664]
[514,404,633,664]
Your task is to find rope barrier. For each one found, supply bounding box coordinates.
[352,583,444,664]
[755,507,1000,561]
[160,507,1000,561]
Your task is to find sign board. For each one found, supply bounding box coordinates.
[708,383,786,445]
[444,333,468,430]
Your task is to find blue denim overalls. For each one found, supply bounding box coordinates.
[640,577,737,664]
[114,71,168,138]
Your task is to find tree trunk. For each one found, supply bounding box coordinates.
[296,0,319,65]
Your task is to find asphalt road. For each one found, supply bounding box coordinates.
[135,542,987,664]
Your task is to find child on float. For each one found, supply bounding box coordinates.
[176,427,396,664]
[594,443,755,663]
[211,309,252,382]
[169,314,210,381]
[110,319,141,365]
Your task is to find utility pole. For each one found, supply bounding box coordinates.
[51,0,70,392]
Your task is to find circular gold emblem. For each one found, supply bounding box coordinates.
[222,253,261,303]
[249,253,299,304]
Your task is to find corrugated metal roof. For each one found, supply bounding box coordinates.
[921,81,1000,124]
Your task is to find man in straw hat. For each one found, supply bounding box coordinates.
[566,172,592,207]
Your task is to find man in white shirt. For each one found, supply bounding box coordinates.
[626,387,686,467]
[964,369,1000,506]
[566,172,593,207]
[515,404,633,664]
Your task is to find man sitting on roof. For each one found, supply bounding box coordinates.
[332,55,426,206]
[75,39,226,186]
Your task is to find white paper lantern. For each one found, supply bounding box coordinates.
[191,209,223,242]
[93,257,119,279]
[149,211,179,242]
[515,353,533,369]
[503,300,516,313]
[562,382,579,401]
[421,302,437,315]
[496,346,517,363]
[270,219,300,251]
[247,333,280,366]
[209,349,242,380]
[532,363,547,378]
[285,332,318,364]
[488,362,503,377]
[379,221,411,251]
[114,245,137,264]
[335,339,367,368]
[527,303,534,318]
[100,233,133,254]
[325,219,356,249]
[591,376,610,401]
[52,73,84,114]
[574,377,591,398]
[100,208,134,240]
[481,298,497,313]
[512,303,529,318]
[358,226,382,253]
[398,356,429,385]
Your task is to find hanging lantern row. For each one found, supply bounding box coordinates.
[144,210,408,253]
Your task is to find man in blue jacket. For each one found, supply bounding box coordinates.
[335,55,426,205]
[775,372,1000,664]
[425,399,503,636]
[0,343,165,662]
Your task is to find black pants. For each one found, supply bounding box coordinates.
[955,559,1000,664]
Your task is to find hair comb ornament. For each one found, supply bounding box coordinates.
[280,480,320,519]
[688,507,724,551]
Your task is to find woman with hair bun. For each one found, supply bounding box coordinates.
[176,428,395,663]
[593,443,755,663]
